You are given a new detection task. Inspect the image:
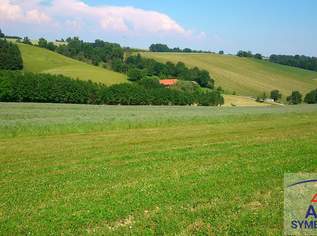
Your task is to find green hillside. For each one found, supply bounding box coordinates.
[141,52,317,97]
[18,43,127,85]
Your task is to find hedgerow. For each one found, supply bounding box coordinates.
[0,70,224,106]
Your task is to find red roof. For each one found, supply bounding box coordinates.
[159,79,177,86]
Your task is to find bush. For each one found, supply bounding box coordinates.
[127,68,145,81]
[0,40,23,70]
[287,91,302,105]
[137,76,162,89]
[304,89,317,104]
[170,80,200,93]
[197,90,224,106]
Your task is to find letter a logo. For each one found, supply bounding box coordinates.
[311,194,317,203]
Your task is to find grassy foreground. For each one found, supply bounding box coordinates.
[141,52,317,97]
[1,103,317,235]
[18,43,127,85]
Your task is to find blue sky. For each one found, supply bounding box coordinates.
[1,0,316,56]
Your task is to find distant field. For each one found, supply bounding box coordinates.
[141,52,317,98]
[18,43,127,85]
[1,103,317,234]
[223,95,272,107]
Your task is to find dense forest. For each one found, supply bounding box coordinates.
[0,39,23,70]
[269,55,317,72]
[149,43,211,53]
[0,71,224,106]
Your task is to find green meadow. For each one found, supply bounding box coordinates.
[18,43,127,85]
[1,103,317,235]
[142,52,317,97]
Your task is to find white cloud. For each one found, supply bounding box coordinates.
[0,0,23,21]
[0,0,210,49]
[25,9,51,23]
[47,0,188,35]
[0,0,51,23]
[65,19,81,30]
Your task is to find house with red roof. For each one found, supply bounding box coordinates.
[159,78,177,87]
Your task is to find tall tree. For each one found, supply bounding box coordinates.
[0,29,5,38]
[0,39,23,70]
[270,90,282,101]
[38,38,48,48]
[22,37,32,45]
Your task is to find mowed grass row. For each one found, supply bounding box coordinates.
[141,52,317,97]
[18,43,127,85]
[0,103,317,235]
[1,103,316,138]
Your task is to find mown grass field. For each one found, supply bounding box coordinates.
[18,43,127,85]
[222,95,272,107]
[1,103,317,235]
[141,52,317,98]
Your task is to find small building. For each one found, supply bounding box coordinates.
[264,98,275,103]
[159,79,177,87]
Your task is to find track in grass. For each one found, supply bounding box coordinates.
[1,103,317,235]
[141,52,317,98]
[18,43,127,85]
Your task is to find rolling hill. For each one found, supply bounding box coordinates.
[141,52,317,98]
[18,43,127,85]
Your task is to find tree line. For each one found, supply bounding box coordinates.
[0,39,23,70]
[149,43,211,53]
[17,36,124,67]
[0,71,224,106]
[269,54,317,72]
[257,89,317,105]
[235,48,317,72]
[236,50,263,60]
